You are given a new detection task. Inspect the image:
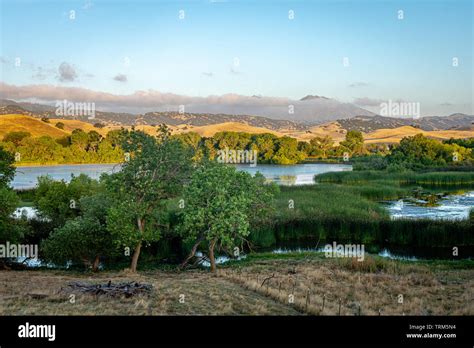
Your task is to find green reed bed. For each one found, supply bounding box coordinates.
[315,170,474,186]
[249,183,474,250]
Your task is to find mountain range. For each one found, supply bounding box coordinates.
[0,99,473,135]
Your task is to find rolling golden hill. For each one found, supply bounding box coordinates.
[0,115,70,138]
[175,122,284,138]
[1,114,472,144]
[364,126,474,144]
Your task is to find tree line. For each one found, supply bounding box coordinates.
[0,127,276,272]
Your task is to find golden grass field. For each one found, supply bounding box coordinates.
[1,114,473,144]
[0,255,472,315]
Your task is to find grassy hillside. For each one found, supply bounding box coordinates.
[364,126,474,144]
[1,114,473,144]
[0,114,70,138]
[179,121,284,138]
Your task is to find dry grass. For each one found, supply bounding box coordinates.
[0,255,472,316]
[0,115,69,139]
[0,269,299,315]
[178,122,284,138]
[218,255,474,316]
[364,126,474,144]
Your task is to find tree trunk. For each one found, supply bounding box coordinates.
[179,235,204,269]
[209,239,217,273]
[130,242,141,273]
[92,255,100,272]
[130,217,145,273]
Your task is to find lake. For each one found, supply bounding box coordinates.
[11,163,353,190]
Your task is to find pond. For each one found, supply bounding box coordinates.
[11,163,353,189]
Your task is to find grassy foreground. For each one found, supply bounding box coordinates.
[1,253,472,315]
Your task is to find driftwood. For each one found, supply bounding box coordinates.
[61,281,153,298]
[260,273,275,287]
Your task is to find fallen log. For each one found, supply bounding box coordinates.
[61,281,153,298]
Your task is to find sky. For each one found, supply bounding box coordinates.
[0,0,472,116]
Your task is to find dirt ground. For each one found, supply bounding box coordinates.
[0,255,472,315]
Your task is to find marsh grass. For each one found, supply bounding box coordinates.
[315,170,474,187]
[250,183,473,249]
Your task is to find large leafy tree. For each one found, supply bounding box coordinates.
[178,162,276,272]
[272,136,306,164]
[41,193,116,271]
[339,130,365,155]
[34,174,100,228]
[0,146,16,187]
[105,128,193,272]
[388,134,472,170]
[0,146,29,268]
[309,135,334,158]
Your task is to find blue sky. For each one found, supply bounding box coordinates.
[0,0,472,115]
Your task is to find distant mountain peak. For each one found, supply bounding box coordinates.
[300,95,330,101]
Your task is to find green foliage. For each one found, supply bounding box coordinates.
[387,134,473,170]
[105,128,193,271]
[0,130,124,165]
[308,135,334,158]
[0,146,16,187]
[0,148,27,251]
[55,122,65,130]
[41,194,116,270]
[0,186,26,245]
[339,130,365,155]
[444,137,474,149]
[316,170,474,187]
[178,161,276,270]
[2,131,31,146]
[34,174,101,227]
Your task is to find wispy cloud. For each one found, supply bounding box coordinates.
[348,82,370,88]
[58,62,77,82]
[113,74,127,82]
[352,97,383,107]
[0,83,291,108]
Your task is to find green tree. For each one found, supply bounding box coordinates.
[0,147,28,268]
[0,146,16,186]
[173,132,204,161]
[388,134,472,170]
[34,174,100,227]
[272,136,306,164]
[105,128,193,272]
[250,133,277,162]
[178,162,276,272]
[55,122,65,130]
[41,194,116,271]
[339,130,365,155]
[309,135,334,158]
[3,131,31,146]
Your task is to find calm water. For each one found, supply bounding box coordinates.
[12,164,121,190]
[11,163,352,189]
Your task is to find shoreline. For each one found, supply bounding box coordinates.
[14,162,121,168]
[14,160,349,168]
